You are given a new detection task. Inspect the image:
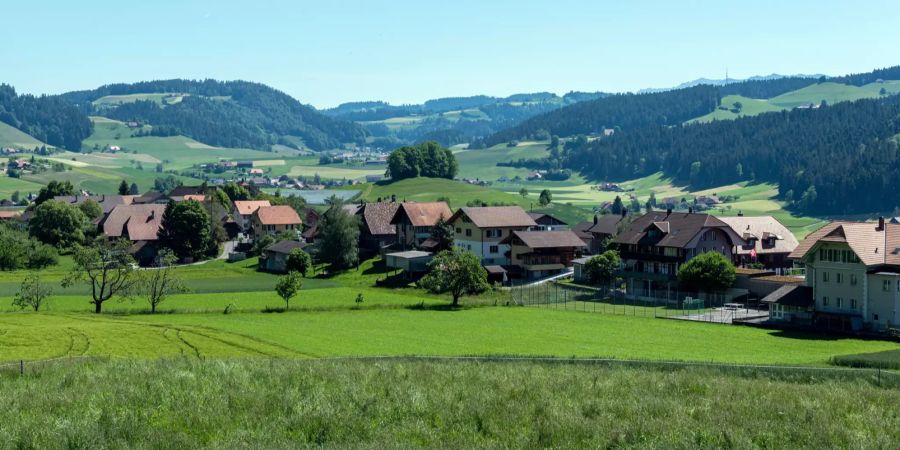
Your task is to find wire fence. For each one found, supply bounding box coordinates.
[510,281,766,324]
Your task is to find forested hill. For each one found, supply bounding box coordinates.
[564,94,900,215]
[484,66,900,146]
[482,85,721,147]
[0,84,92,150]
[62,80,367,151]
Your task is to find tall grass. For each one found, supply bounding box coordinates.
[1,359,898,448]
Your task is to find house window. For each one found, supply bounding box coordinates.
[850,299,857,309]
[874,314,880,321]
[465,229,472,237]
[489,245,499,254]
[850,274,857,285]
[836,297,843,308]
[822,271,829,282]
[836,273,842,284]
[822,296,829,306]
[455,228,461,234]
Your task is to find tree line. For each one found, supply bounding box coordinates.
[0,84,92,150]
[563,94,900,215]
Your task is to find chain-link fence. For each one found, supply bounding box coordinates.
[510,281,766,324]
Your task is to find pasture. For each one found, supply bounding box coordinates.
[1,359,898,449]
[0,122,45,149]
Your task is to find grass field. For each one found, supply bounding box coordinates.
[769,81,900,108]
[690,95,785,123]
[1,359,898,449]
[350,177,593,225]
[0,176,45,199]
[0,122,46,149]
[453,141,567,182]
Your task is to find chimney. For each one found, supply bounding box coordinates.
[878,216,885,231]
[593,215,598,225]
[688,207,693,214]
[621,208,627,218]
[148,210,155,221]
[666,207,672,216]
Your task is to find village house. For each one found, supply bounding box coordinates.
[527,212,568,231]
[389,201,452,251]
[54,194,137,215]
[503,230,586,279]
[133,190,169,204]
[99,204,167,265]
[251,205,302,238]
[448,206,537,265]
[573,211,629,254]
[232,200,271,231]
[719,215,798,269]
[258,240,308,273]
[612,210,745,299]
[344,202,400,257]
[775,219,900,332]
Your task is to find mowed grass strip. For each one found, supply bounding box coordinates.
[117,307,900,364]
[1,358,898,448]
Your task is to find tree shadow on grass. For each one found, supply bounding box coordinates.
[769,329,861,341]
[404,302,469,312]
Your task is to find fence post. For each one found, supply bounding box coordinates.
[20,359,24,377]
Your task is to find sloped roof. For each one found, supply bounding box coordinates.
[133,191,166,204]
[790,221,900,267]
[587,214,627,235]
[719,216,798,256]
[528,212,568,226]
[392,202,452,227]
[102,204,167,239]
[169,185,204,197]
[54,194,137,214]
[234,200,271,216]
[450,206,537,228]
[761,285,813,307]
[255,206,302,225]
[613,211,742,248]
[265,240,308,254]
[571,222,595,240]
[125,214,164,241]
[508,230,587,249]
[361,202,400,236]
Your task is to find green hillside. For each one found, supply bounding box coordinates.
[769,81,900,108]
[350,177,592,225]
[0,121,46,149]
[689,95,785,123]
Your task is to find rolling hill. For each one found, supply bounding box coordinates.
[0,84,92,150]
[61,79,367,151]
[324,91,608,147]
[486,66,900,144]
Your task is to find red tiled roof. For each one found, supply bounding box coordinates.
[391,202,452,227]
[791,221,900,267]
[234,200,271,216]
[613,211,743,248]
[255,206,302,225]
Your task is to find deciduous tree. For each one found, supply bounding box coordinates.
[275,271,303,310]
[677,251,736,292]
[419,249,489,306]
[62,239,136,313]
[13,272,52,311]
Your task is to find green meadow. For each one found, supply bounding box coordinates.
[3,358,897,449]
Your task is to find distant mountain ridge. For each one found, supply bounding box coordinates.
[61,79,367,151]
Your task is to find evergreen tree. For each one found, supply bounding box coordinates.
[118,180,129,195]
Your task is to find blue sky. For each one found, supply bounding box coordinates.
[4,0,899,108]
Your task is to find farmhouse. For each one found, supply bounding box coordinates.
[573,211,629,254]
[719,215,798,269]
[784,218,900,332]
[448,206,537,265]
[504,230,586,279]
[251,205,302,238]
[233,200,272,231]
[99,203,167,265]
[390,201,452,251]
[612,210,745,299]
[344,202,400,257]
